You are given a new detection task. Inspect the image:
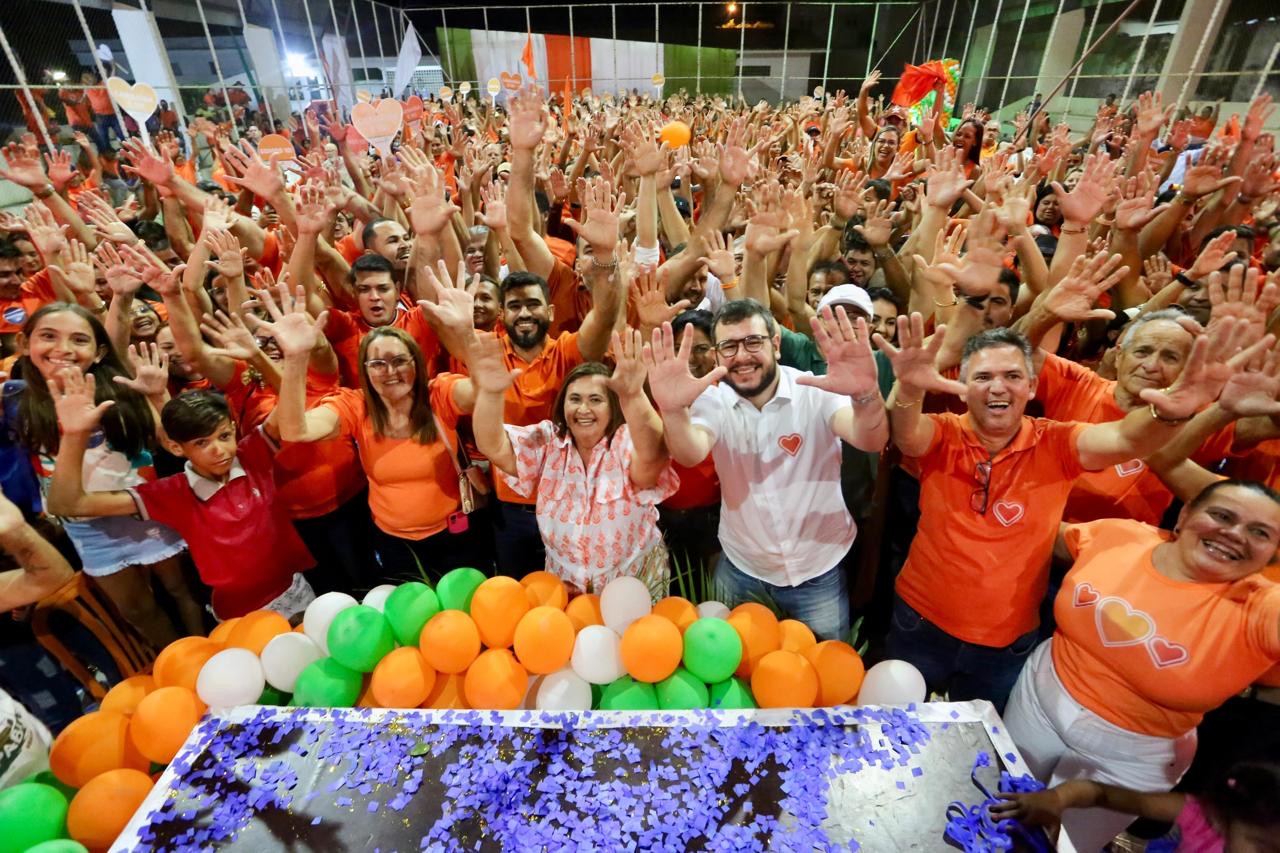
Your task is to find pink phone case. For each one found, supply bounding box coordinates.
[448,511,469,534]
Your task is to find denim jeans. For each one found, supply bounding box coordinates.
[713,553,850,641]
[884,595,1039,714]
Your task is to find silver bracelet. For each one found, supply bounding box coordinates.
[851,391,881,406]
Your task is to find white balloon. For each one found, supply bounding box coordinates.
[196,648,265,710]
[695,600,731,620]
[599,576,652,633]
[521,674,546,710]
[304,591,357,654]
[856,659,927,706]
[361,584,397,613]
[260,631,323,693]
[570,625,624,685]
[536,668,593,711]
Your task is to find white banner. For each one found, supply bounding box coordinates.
[322,33,355,115]
[109,7,185,130]
[393,24,423,99]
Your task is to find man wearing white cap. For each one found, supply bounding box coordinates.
[781,284,894,394]
[643,297,889,640]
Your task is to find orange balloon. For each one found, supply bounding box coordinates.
[207,617,241,645]
[419,610,481,674]
[99,675,156,716]
[356,678,378,709]
[67,768,154,851]
[512,606,575,674]
[520,571,569,610]
[422,671,469,709]
[651,597,698,633]
[727,605,781,677]
[152,637,221,692]
[128,686,207,765]
[620,614,683,683]
[751,649,818,709]
[371,647,437,708]
[463,649,528,710]
[778,619,817,654]
[225,610,291,655]
[803,640,866,706]
[49,710,149,789]
[469,577,531,649]
[659,120,692,148]
[564,593,603,632]
[294,622,307,633]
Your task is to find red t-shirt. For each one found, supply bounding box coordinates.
[662,455,720,511]
[130,428,314,619]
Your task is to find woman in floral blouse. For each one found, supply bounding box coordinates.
[471,327,678,594]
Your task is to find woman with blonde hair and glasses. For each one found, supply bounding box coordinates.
[269,284,486,580]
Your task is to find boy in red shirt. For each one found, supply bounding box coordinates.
[46,378,315,620]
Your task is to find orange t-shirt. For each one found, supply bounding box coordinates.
[897,412,1088,646]
[323,303,442,388]
[218,360,278,435]
[319,382,462,539]
[1036,354,1237,524]
[274,366,366,519]
[490,330,585,505]
[336,233,363,265]
[86,87,113,116]
[176,159,198,186]
[1054,519,1280,737]
[547,258,591,338]
[59,90,91,127]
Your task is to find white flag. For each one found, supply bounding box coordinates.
[393,24,422,98]
[322,33,354,113]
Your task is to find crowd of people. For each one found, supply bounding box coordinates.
[2,70,1280,848]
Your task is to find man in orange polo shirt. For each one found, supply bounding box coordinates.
[879,319,1243,711]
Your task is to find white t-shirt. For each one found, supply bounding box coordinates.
[0,688,51,789]
[690,365,855,585]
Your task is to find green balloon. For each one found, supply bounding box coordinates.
[292,658,363,707]
[599,676,659,711]
[384,582,441,646]
[709,677,757,710]
[436,567,486,612]
[26,770,77,802]
[682,617,743,683]
[656,667,709,710]
[257,685,289,705]
[590,682,604,709]
[327,605,396,672]
[0,783,68,851]
[25,842,89,853]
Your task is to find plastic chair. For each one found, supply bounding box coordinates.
[30,573,156,700]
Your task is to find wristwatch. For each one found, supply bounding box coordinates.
[33,184,55,199]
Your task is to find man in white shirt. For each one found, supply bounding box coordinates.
[643,298,888,639]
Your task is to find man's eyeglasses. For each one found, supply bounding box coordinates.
[365,355,414,375]
[971,460,992,514]
[714,334,769,358]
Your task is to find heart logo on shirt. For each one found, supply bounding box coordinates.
[1073,583,1100,607]
[1114,459,1145,478]
[1146,636,1189,669]
[992,501,1024,527]
[1096,597,1155,647]
[778,434,803,456]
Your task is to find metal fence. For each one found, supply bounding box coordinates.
[0,0,1277,146]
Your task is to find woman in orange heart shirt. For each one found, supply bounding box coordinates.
[1004,479,1280,852]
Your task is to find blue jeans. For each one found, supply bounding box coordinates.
[492,499,545,578]
[713,553,850,641]
[884,595,1039,714]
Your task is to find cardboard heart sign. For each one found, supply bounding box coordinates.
[346,126,368,154]
[500,72,522,92]
[257,133,296,162]
[356,90,372,104]
[402,96,424,134]
[439,85,453,101]
[351,99,403,156]
[106,77,158,119]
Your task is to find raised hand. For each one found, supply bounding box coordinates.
[642,322,727,411]
[114,343,169,396]
[718,117,760,187]
[925,146,973,209]
[1186,229,1240,280]
[417,276,476,335]
[1142,316,1263,421]
[249,278,327,359]
[23,202,69,263]
[408,163,460,236]
[118,242,182,295]
[833,168,869,221]
[1112,173,1167,232]
[202,229,246,280]
[478,180,509,230]
[1218,337,1280,418]
[466,331,520,393]
[852,198,894,249]
[45,149,75,193]
[1052,152,1117,225]
[1242,93,1275,142]
[564,177,624,255]
[1181,148,1242,200]
[634,266,688,332]
[294,182,338,236]
[0,142,49,190]
[874,312,968,398]
[1041,252,1128,323]
[703,229,736,281]
[859,70,881,95]
[50,369,113,435]
[508,85,548,151]
[200,310,262,362]
[796,306,880,398]
[47,239,96,297]
[119,138,175,187]
[202,192,235,233]
[79,193,138,245]
[606,328,649,399]
[1134,90,1173,138]
[743,181,798,256]
[94,242,142,297]
[221,140,284,199]
[1206,264,1280,341]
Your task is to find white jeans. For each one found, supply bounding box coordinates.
[1004,640,1197,852]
